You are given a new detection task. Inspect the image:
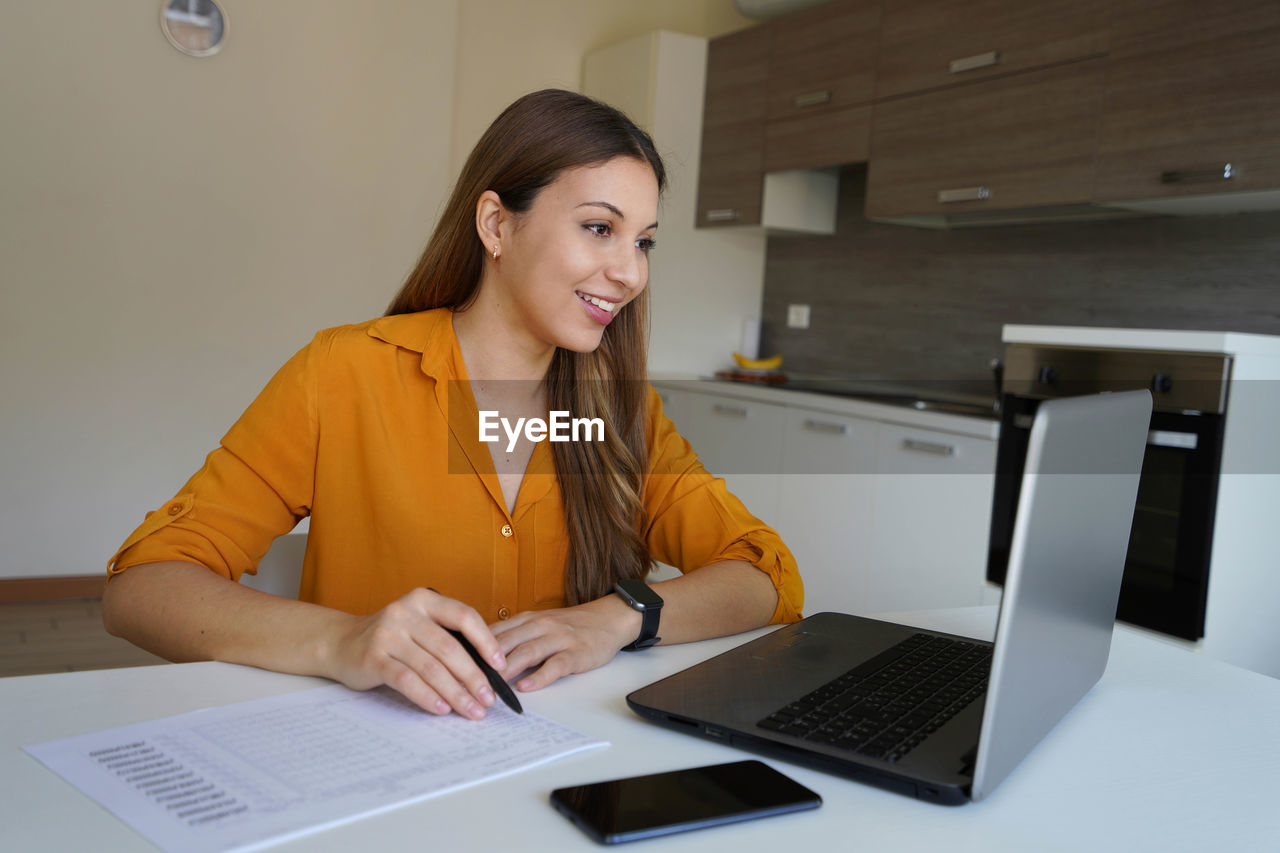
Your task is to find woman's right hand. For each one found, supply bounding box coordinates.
[324,588,507,719]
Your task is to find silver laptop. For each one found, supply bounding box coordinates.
[628,390,1152,804]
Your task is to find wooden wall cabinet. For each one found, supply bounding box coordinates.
[875,0,1111,100]
[864,0,1112,225]
[865,60,1105,223]
[698,0,1280,228]
[762,0,879,173]
[1094,0,1280,208]
[763,103,872,175]
[696,0,879,228]
[695,25,770,228]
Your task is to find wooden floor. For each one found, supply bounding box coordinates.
[0,599,167,678]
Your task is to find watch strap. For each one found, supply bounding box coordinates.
[620,605,660,651]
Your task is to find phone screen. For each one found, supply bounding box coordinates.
[549,759,821,844]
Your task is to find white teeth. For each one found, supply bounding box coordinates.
[578,292,616,312]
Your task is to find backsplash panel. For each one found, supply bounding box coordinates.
[761,166,1280,387]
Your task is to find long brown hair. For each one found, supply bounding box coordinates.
[387,89,666,605]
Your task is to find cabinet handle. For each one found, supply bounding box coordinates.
[1160,164,1234,184]
[938,186,991,204]
[949,51,1001,74]
[712,403,748,418]
[705,208,740,223]
[902,438,956,457]
[794,90,833,109]
[803,418,850,435]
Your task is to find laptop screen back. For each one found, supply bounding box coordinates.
[972,390,1152,800]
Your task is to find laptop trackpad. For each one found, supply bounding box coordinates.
[750,630,836,666]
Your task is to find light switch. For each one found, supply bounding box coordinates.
[787,304,811,330]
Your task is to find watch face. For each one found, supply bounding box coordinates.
[617,579,663,608]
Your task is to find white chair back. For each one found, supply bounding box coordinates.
[239,532,307,599]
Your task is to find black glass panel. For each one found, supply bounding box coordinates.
[988,401,1224,641]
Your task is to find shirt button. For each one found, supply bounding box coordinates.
[497,607,511,620]
[167,503,184,516]
[500,524,513,538]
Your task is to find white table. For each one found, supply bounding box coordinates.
[4,607,1278,852]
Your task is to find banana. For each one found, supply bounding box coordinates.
[733,352,783,371]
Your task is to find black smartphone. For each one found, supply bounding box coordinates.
[549,759,821,844]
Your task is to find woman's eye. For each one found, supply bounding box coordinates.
[636,237,657,254]
[584,223,611,238]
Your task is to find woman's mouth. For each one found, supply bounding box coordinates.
[576,291,618,325]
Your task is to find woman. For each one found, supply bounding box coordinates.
[103,89,802,720]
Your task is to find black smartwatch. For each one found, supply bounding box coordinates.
[615,579,663,651]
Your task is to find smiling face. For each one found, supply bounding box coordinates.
[472,156,660,360]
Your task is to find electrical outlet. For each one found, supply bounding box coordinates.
[787,304,811,330]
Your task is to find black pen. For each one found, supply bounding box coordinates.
[446,628,523,715]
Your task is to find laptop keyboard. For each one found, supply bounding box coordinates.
[756,633,991,764]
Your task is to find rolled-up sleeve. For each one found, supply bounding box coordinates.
[640,387,803,624]
[107,334,323,582]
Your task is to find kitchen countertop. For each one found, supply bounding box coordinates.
[650,376,1002,441]
[1004,324,1280,357]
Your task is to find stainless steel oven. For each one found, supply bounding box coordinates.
[987,343,1233,640]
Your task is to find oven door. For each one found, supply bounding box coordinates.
[987,396,1225,640]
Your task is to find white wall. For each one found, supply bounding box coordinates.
[449,0,751,175]
[583,31,769,378]
[0,0,754,580]
[0,0,459,578]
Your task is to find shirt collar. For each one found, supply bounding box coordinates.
[365,308,459,380]
[365,308,555,519]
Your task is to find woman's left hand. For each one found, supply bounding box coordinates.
[489,598,638,692]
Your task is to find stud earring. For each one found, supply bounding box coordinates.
[491,245,500,260]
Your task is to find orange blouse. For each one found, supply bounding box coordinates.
[108,309,803,625]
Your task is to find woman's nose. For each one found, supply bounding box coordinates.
[605,244,646,292]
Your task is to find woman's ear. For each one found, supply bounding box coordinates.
[475,190,505,259]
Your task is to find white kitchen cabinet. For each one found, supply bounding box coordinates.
[776,407,879,615]
[652,380,999,616]
[648,385,698,581]
[656,385,787,526]
[652,385,692,433]
[866,424,996,612]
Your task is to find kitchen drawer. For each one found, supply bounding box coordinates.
[779,407,878,475]
[874,424,996,476]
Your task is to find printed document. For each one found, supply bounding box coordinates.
[25,683,606,852]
